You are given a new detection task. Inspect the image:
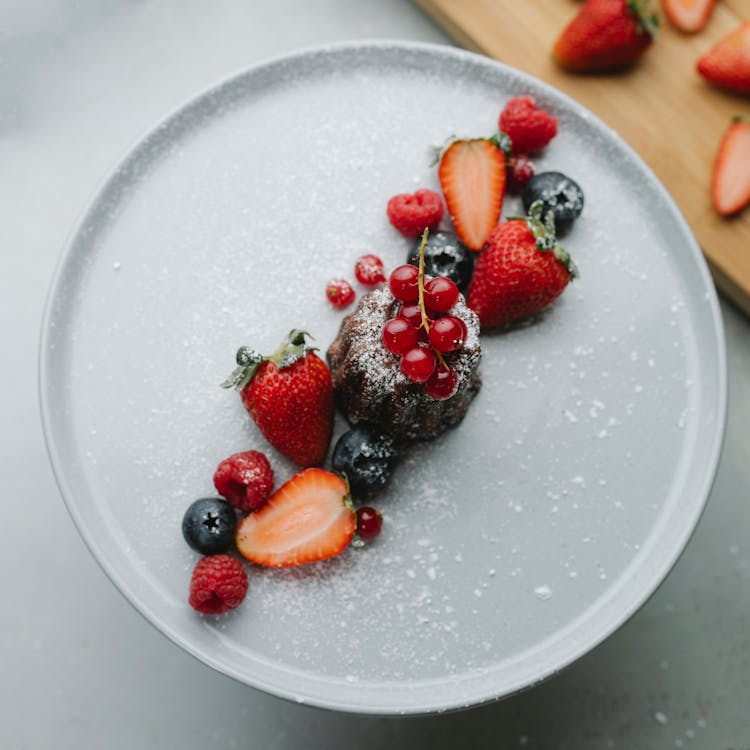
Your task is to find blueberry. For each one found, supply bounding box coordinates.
[182,497,237,555]
[522,172,584,231]
[332,426,397,497]
[406,231,474,293]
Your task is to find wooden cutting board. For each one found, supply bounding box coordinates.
[415,0,750,315]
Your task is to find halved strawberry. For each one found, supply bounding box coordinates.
[437,137,507,251]
[663,0,716,33]
[712,118,750,216]
[697,22,750,95]
[236,468,355,567]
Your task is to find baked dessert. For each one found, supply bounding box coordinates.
[326,286,481,442]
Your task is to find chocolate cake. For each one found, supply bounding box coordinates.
[326,287,481,442]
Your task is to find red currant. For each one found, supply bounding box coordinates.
[354,254,386,286]
[400,344,437,383]
[508,154,535,193]
[424,277,459,313]
[398,303,422,328]
[382,317,418,355]
[389,264,420,302]
[356,506,383,540]
[428,315,466,353]
[424,367,459,400]
[326,278,355,308]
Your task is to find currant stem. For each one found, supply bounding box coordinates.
[416,227,449,372]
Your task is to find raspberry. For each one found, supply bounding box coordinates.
[499,96,558,154]
[386,188,444,237]
[188,555,248,615]
[326,278,355,308]
[213,450,274,513]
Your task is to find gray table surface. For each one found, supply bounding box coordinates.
[3,1,749,747]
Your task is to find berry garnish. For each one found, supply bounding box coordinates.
[354,254,386,286]
[356,506,383,540]
[398,302,423,328]
[400,344,437,383]
[428,315,466,353]
[424,366,459,401]
[326,278,355,308]
[712,118,750,216]
[332,426,397,496]
[424,276,459,313]
[213,450,274,512]
[382,317,419,355]
[188,554,248,615]
[522,172,584,232]
[389,264,420,302]
[235,468,355,567]
[508,154,535,193]
[386,188,444,237]
[406,230,474,293]
[499,96,558,154]
[182,498,238,555]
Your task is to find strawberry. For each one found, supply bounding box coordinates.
[662,0,716,33]
[437,136,508,251]
[222,330,333,467]
[712,118,750,216]
[235,468,355,567]
[467,201,578,327]
[697,22,750,96]
[553,0,658,72]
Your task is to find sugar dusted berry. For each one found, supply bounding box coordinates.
[356,506,383,540]
[389,264,420,302]
[508,154,535,193]
[382,317,418,355]
[424,276,459,313]
[386,188,444,237]
[326,278,355,308]
[428,315,466,353]
[400,344,437,383]
[182,497,238,555]
[354,254,386,286]
[499,96,558,154]
[424,366,459,400]
[406,231,474,293]
[213,450,274,513]
[332,426,397,496]
[188,554,248,615]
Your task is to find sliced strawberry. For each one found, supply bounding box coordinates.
[438,138,507,251]
[236,468,355,567]
[663,0,716,33]
[697,22,750,95]
[712,119,750,216]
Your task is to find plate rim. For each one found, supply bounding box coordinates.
[38,38,728,715]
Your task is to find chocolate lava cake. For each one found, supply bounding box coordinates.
[326,287,481,442]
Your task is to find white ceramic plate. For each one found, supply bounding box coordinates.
[40,42,726,714]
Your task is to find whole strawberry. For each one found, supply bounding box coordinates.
[222,330,333,467]
[467,202,578,327]
[553,0,658,72]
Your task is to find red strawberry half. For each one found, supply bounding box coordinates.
[712,118,750,216]
[553,0,658,72]
[467,201,578,327]
[697,22,750,96]
[222,330,333,467]
[236,468,355,567]
[663,0,715,33]
[437,136,507,251]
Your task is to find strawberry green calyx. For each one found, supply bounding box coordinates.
[510,200,579,279]
[626,0,659,39]
[489,132,513,158]
[221,329,316,391]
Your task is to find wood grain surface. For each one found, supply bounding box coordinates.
[415,0,750,314]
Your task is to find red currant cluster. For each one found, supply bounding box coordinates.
[382,263,467,400]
